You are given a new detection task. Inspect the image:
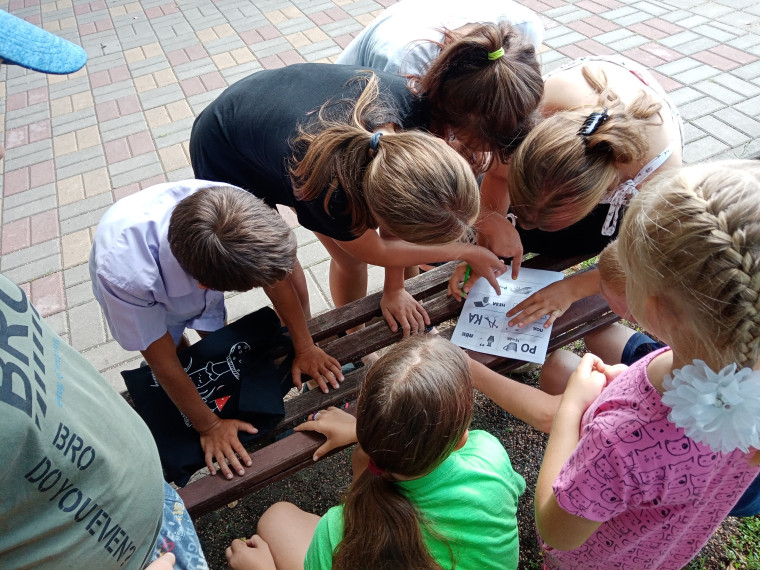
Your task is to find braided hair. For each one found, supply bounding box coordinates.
[618,160,760,370]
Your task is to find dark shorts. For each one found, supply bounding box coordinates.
[620,332,666,367]
[729,470,760,517]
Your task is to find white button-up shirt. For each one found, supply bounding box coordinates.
[90,180,229,351]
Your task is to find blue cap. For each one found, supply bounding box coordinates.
[0,9,87,74]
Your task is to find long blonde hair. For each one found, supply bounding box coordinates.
[290,74,479,244]
[618,160,760,371]
[510,67,662,231]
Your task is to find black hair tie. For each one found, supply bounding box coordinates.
[578,108,609,138]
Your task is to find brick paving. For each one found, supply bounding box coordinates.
[1,0,759,392]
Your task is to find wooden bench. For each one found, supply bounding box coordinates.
[177,254,619,518]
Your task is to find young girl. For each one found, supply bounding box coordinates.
[191,64,505,343]
[225,335,526,570]
[535,160,760,569]
[451,55,684,312]
[341,9,545,269]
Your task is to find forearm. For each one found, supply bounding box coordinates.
[535,400,593,549]
[565,268,601,300]
[339,230,485,268]
[469,358,559,433]
[368,239,481,267]
[265,278,314,352]
[141,332,218,433]
[383,266,405,293]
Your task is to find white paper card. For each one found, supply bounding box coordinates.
[451,266,564,364]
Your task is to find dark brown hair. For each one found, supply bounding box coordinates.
[333,335,473,570]
[291,74,479,244]
[412,22,543,164]
[168,185,297,291]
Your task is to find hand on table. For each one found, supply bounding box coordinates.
[199,418,256,480]
[295,406,358,462]
[380,287,430,336]
[292,344,343,393]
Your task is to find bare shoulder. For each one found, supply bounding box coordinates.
[542,66,598,115]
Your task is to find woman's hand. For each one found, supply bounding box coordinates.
[380,287,430,336]
[295,406,358,461]
[292,344,344,393]
[506,279,580,329]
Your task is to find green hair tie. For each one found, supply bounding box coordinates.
[487,47,504,61]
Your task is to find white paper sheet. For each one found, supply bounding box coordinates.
[451,266,564,364]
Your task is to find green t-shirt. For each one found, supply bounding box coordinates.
[0,274,164,568]
[305,430,526,569]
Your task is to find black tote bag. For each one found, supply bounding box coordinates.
[122,307,294,486]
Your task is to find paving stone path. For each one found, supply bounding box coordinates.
[1,0,759,390]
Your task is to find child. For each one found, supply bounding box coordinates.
[224,335,526,569]
[337,0,543,76]
[341,9,544,270]
[538,241,665,395]
[90,180,342,481]
[450,55,683,300]
[540,241,760,519]
[535,160,760,569]
[191,65,507,337]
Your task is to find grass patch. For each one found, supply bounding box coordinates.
[725,516,760,569]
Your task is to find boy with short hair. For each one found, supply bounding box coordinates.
[90,180,343,480]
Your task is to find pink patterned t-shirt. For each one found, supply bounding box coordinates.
[543,348,759,570]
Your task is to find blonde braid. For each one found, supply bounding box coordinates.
[701,199,760,368]
[620,160,760,370]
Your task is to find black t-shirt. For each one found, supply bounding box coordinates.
[190,63,430,241]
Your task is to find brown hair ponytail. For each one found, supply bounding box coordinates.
[291,74,479,244]
[332,335,474,569]
[412,22,543,163]
[509,67,663,232]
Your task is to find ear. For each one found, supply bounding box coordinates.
[643,293,679,344]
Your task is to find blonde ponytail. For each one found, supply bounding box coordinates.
[509,66,662,232]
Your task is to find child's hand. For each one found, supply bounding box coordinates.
[464,246,508,294]
[506,279,578,328]
[562,353,608,412]
[292,344,343,393]
[199,418,256,480]
[380,288,430,336]
[447,262,479,301]
[603,363,628,384]
[145,553,175,570]
[225,535,276,570]
[476,214,524,279]
[295,406,358,461]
